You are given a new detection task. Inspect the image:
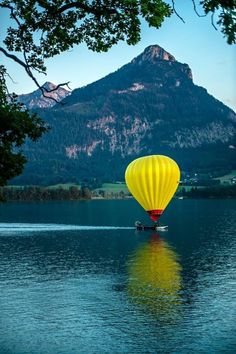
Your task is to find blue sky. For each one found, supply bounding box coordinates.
[1,2,236,111]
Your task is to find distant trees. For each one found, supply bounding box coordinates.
[0,185,87,201]
[1,183,236,201]
[176,184,236,198]
[80,186,92,199]
[0,184,131,201]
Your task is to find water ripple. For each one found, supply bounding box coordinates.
[0,223,134,234]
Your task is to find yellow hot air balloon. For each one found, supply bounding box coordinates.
[125,155,180,222]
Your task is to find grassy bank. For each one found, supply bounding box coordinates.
[2,170,236,201]
[1,183,236,201]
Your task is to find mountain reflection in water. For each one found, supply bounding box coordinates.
[127,233,182,321]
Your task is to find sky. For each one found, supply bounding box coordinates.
[1,2,236,111]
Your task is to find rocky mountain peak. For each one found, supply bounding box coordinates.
[14,45,236,185]
[42,82,59,91]
[132,45,176,65]
[18,82,71,109]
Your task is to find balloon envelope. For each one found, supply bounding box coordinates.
[125,155,180,221]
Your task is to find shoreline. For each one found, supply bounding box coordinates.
[1,196,236,202]
[1,184,236,202]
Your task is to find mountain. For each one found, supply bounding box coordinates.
[18,82,71,109]
[14,45,236,185]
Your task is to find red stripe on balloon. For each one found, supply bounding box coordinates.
[147,209,163,222]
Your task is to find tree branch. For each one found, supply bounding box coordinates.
[1,3,46,74]
[0,47,28,71]
[191,0,207,17]
[211,12,218,31]
[171,0,185,23]
[0,47,68,104]
[42,82,71,93]
[1,3,22,26]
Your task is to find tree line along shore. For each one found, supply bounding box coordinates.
[1,184,236,202]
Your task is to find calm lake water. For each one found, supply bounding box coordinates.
[0,199,235,354]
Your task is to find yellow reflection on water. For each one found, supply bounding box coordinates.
[127,234,182,319]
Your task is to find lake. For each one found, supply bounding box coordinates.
[0,199,235,353]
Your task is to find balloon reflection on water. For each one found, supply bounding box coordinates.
[127,234,182,320]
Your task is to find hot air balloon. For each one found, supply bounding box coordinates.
[125,155,180,222]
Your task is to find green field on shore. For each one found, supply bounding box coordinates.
[5,183,213,193]
[47,183,81,190]
[215,170,236,184]
[94,183,128,193]
[6,169,236,193]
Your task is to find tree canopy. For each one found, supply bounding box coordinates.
[0,1,235,91]
[0,0,235,187]
[0,65,48,187]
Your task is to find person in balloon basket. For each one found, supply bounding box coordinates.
[135,221,143,230]
[135,221,160,230]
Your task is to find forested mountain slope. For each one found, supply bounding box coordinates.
[13,45,236,185]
